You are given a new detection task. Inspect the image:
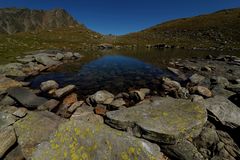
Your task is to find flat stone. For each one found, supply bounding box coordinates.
[70,103,103,123]
[37,99,60,111]
[7,87,48,109]
[55,53,64,60]
[106,97,207,144]
[13,111,64,158]
[191,86,212,98]
[167,67,187,80]
[52,85,75,98]
[211,76,230,88]
[35,55,60,66]
[68,101,84,113]
[0,112,17,129]
[226,84,240,93]
[3,145,24,160]
[12,108,28,118]
[161,140,204,160]
[0,76,22,92]
[62,93,78,106]
[40,80,59,92]
[189,74,205,84]
[201,96,240,128]
[31,120,162,160]
[0,126,16,158]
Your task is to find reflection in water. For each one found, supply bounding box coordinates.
[30,48,238,97]
[31,55,175,96]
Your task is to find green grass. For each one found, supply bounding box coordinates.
[115,8,240,49]
[0,25,103,63]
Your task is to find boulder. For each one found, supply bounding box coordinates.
[12,108,28,118]
[0,63,26,77]
[226,84,240,93]
[0,76,22,92]
[63,52,73,60]
[211,76,230,88]
[3,145,24,160]
[7,87,48,109]
[161,140,204,160]
[73,52,82,58]
[52,85,75,98]
[17,57,35,63]
[201,96,240,128]
[0,112,17,129]
[88,90,114,105]
[40,80,59,92]
[35,55,60,66]
[55,53,64,60]
[31,120,162,160]
[37,99,59,111]
[13,111,64,158]
[167,67,187,80]
[130,88,150,101]
[106,97,207,144]
[189,74,205,84]
[70,103,104,123]
[110,98,126,108]
[0,126,16,158]
[67,101,84,113]
[191,86,212,98]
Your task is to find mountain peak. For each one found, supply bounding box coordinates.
[0,8,79,34]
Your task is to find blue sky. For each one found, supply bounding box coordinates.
[1,0,240,35]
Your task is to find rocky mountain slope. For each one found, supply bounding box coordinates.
[116,8,240,50]
[0,8,78,34]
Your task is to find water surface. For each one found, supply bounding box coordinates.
[30,48,239,97]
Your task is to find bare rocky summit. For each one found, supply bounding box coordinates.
[0,8,78,34]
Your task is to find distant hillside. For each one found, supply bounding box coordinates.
[116,8,240,50]
[0,8,78,34]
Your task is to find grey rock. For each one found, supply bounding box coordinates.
[31,120,162,160]
[106,97,207,144]
[211,76,230,88]
[0,75,22,92]
[7,87,48,109]
[52,85,75,98]
[191,86,213,98]
[73,52,82,58]
[12,108,28,118]
[70,103,103,123]
[191,95,204,103]
[189,74,205,84]
[35,55,60,66]
[211,86,235,98]
[89,90,114,105]
[40,80,59,92]
[0,112,17,129]
[201,96,240,128]
[0,126,16,158]
[67,101,84,113]
[110,98,126,108]
[55,53,64,60]
[17,57,35,63]
[13,111,64,158]
[0,63,26,77]
[0,95,16,105]
[130,88,150,101]
[162,140,204,160]
[63,52,73,59]
[37,99,60,111]
[226,84,240,93]
[3,145,24,160]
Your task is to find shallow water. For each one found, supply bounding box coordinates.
[30,48,239,97]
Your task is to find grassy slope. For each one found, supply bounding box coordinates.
[0,25,103,62]
[116,8,240,49]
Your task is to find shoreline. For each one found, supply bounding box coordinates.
[0,50,240,159]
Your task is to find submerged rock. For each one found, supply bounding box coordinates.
[31,120,162,160]
[14,111,64,158]
[7,87,48,109]
[106,97,207,144]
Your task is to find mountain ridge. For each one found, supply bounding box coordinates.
[0,8,79,34]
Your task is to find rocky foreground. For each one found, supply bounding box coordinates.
[0,51,240,160]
